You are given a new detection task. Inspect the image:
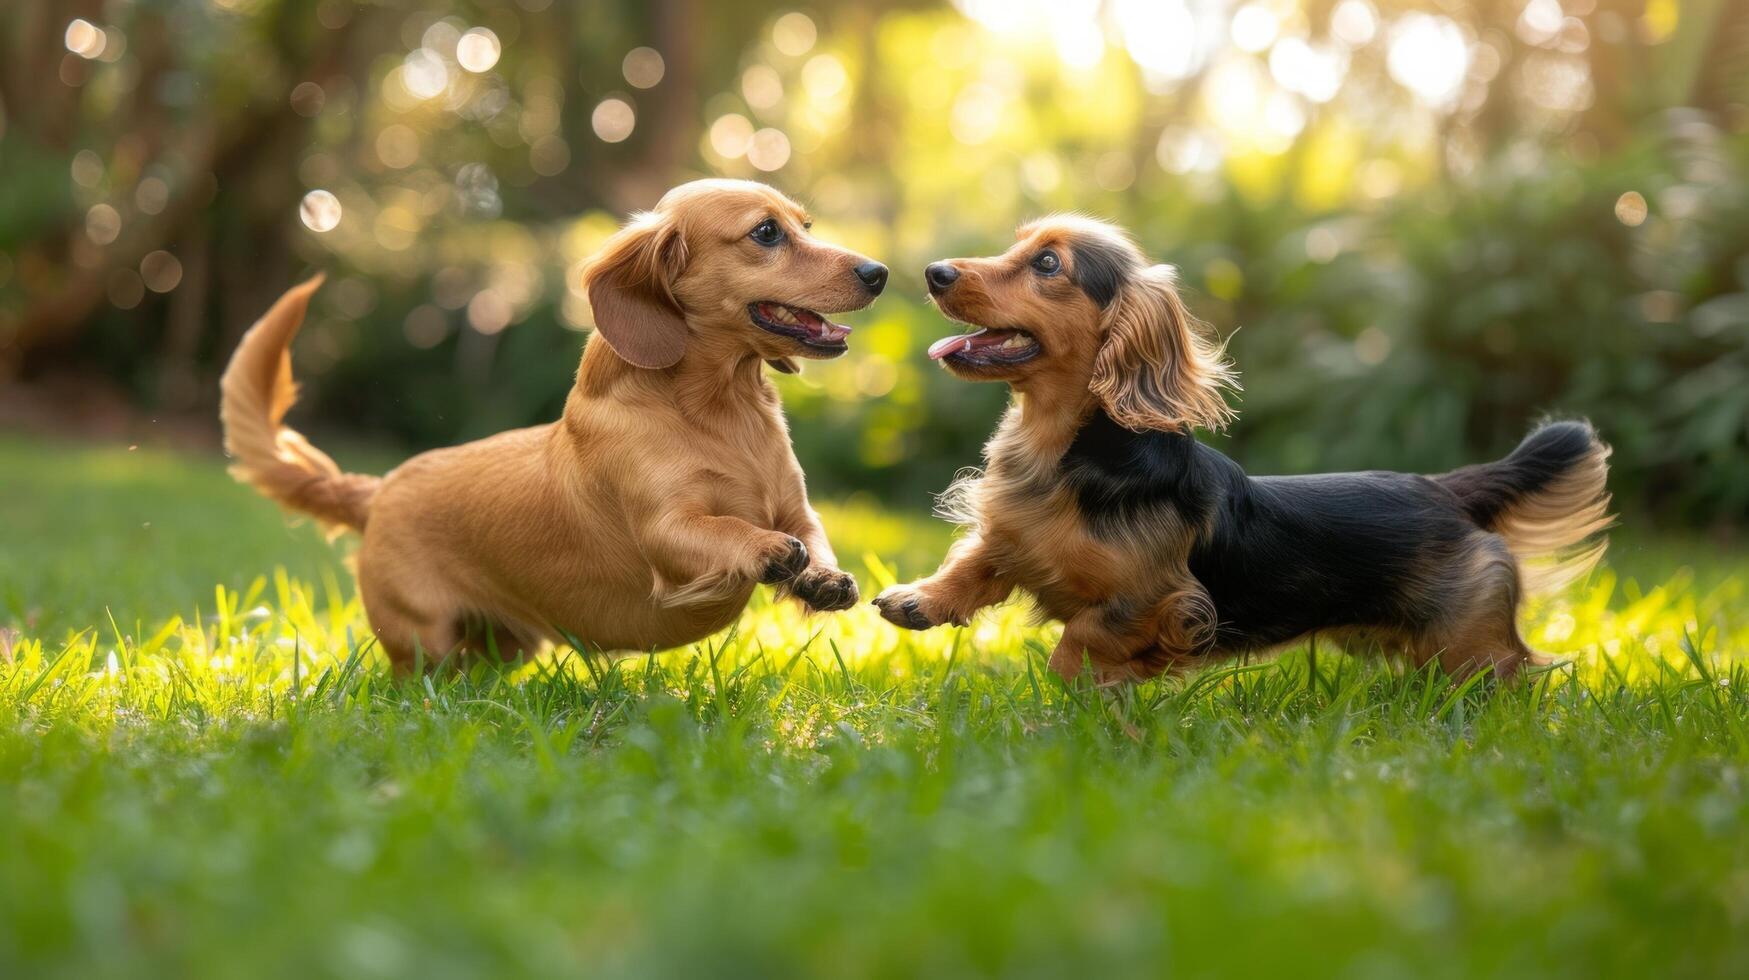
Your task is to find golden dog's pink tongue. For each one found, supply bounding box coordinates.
[928,328,987,360]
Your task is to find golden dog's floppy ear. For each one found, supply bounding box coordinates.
[585,212,689,369]
[1089,264,1238,433]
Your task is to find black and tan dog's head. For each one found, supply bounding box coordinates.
[922,216,1236,432]
[584,178,888,371]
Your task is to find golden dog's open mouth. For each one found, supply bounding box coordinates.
[749,302,851,355]
[927,327,1040,366]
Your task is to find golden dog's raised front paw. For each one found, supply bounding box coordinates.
[791,566,860,611]
[872,585,948,630]
[757,535,811,584]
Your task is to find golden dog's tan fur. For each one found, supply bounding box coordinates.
[222,179,880,668]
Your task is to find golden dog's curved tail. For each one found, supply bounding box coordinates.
[219,275,379,535]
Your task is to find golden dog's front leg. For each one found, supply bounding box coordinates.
[777,501,860,612]
[638,509,812,606]
[873,535,1012,630]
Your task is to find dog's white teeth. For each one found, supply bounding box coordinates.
[999,334,1029,350]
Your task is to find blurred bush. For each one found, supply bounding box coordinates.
[1,0,1745,522]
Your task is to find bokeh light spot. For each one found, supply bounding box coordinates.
[772,13,817,57]
[1331,0,1378,47]
[742,65,785,110]
[86,204,121,245]
[375,124,420,169]
[140,251,183,293]
[622,47,665,88]
[403,48,450,99]
[299,189,342,232]
[135,177,170,216]
[71,150,104,189]
[456,28,501,73]
[1388,14,1471,108]
[591,98,636,142]
[65,19,106,59]
[1614,191,1647,226]
[467,289,512,334]
[747,128,792,171]
[1230,5,1278,54]
[709,114,755,158]
[290,81,326,116]
[802,55,848,101]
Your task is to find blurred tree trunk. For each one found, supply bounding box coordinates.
[0,2,359,381]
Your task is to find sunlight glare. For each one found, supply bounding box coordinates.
[402,48,449,99]
[1113,0,1201,82]
[1330,0,1378,47]
[1269,38,1347,103]
[1387,14,1471,108]
[1230,5,1279,53]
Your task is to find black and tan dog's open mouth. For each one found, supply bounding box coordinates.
[749,302,851,354]
[927,327,1040,366]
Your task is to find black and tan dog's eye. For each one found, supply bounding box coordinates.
[750,218,786,247]
[1032,250,1061,276]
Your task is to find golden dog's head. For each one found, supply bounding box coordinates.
[922,216,1236,432]
[584,179,887,371]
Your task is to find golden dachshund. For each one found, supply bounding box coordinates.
[222,179,888,669]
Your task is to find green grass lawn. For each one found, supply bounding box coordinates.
[3,433,1747,979]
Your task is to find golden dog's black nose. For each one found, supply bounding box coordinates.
[925,262,960,293]
[855,261,889,295]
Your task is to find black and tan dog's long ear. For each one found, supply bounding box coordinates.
[584,212,689,369]
[1090,264,1237,433]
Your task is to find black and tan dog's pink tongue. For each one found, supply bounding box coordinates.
[928,328,988,360]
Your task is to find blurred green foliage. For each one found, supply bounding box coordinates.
[1,0,1745,520]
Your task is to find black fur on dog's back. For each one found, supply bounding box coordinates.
[1058,412,1612,655]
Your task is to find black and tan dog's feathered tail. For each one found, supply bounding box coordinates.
[219,275,379,535]
[1437,420,1613,595]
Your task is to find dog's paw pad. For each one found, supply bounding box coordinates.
[873,589,936,630]
[796,568,859,611]
[759,536,810,584]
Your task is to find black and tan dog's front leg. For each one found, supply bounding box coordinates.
[776,499,860,612]
[873,535,1012,630]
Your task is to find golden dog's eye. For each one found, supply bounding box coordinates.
[750,218,786,247]
[1032,250,1061,276]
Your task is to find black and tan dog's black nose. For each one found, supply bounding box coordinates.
[855,261,889,295]
[925,262,960,293]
